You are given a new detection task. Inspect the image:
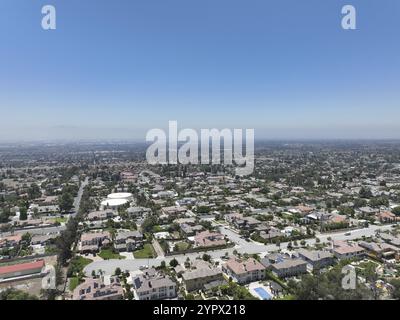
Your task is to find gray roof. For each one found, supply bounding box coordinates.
[203,279,227,290]
[297,249,333,262]
[182,268,222,281]
[134,275,176,293]
[115,230,142,241]
[272,259,307,270]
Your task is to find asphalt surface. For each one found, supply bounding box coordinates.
[72,177,89,217]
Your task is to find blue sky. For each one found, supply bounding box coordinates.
[0,0,399,141]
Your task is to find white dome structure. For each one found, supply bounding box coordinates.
[101,192,133,210]
[101,198,128,209]
[107,192,133,200]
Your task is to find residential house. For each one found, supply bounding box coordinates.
[332,241,365,260]
[161,206,187,217]
[72,276,123,300]
[31,234,57,246]
[132,268,177,300]
[269,259,308,278]
[376,211,398,224]
[358,241,399,261]
[182,267,224,292]
[0,234,22,249]
[181,224,204,237]
[79,231,111,253]
[127,206,152,218]
[87,210,114,221]
[222,258,266,284]
[114,230,143,252]
[259,228,282,241]
[297,248,334,270]
[194,230,226,248]
[224,213,260,230]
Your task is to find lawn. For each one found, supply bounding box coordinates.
[133,244,156,259]
[174,241,191,251]
[152,225,163,233]
[54,217,68,224]
[69,276,81,291]
[98,249,126,260]
[67,256,93,277]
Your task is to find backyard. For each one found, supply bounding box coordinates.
[133,244,156,258]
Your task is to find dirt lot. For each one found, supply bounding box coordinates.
[0,277,43,296]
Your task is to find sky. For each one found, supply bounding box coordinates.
[0,0,399,141]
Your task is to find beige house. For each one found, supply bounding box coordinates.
[222,257,266,284]
[182,267,224,292]
[72,276,123,300]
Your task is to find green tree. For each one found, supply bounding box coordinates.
[40,289,59,300]
[389,279,400,299]
[291,263,374,300]
[141,215,158,233]
[21,232,31,244]
[114,267,122,276]
[202,254,211,262]
[58,192,74,213]
[392,206,400,216]
[19,206,28,221]
[169,258,179,268]
[0,207,10,223]
[359,187,373,199]
[0,288,38,300]
[28,183,41,200]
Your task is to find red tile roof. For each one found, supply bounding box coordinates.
[0,260,45,275]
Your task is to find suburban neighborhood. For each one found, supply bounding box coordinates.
[1,141,400,300]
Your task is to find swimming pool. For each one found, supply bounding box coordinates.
[254,287,272,300]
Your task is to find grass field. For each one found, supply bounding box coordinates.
[69,277,81,291]
[54,217,68,224]
[98,249,126,260]
[133,244,156,258]
[174,241,191,251]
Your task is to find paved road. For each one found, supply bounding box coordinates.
[83,223,396,276]
[72,177,89,216]
[0,225,66,237]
